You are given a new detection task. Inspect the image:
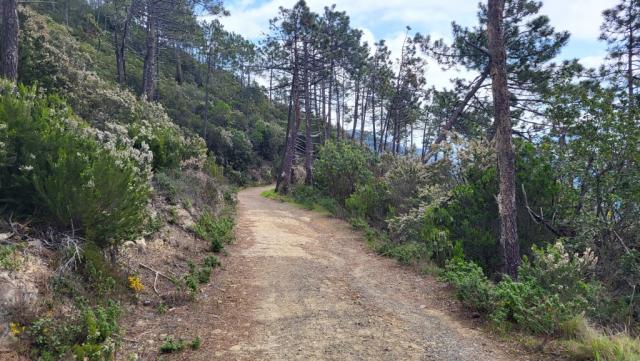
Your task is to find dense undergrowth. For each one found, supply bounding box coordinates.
[275,136,640,360]
[0,3,280,359]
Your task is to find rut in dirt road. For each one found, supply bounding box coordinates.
[195,186,531,361]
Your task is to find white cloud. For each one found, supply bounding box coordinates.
[580,54,607,69]
[208,0,614,90]
[539,0,617,40]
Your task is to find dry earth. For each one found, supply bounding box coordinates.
[120,186,555,361]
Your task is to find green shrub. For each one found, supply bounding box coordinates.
[155,171,178,204]
[346,179,390,225]
[82,242,118,298]
[203,255,220,268]
[249,119,284,161]
[190,336,201,350]
[314,141,373,203]
[160,337,186,353]
[0,83,151,248]
[490,242,600,336]
[193,211,234,253]
[29,302,121,361]
[0,244,21,271]
[441,258,496,313]
[387,242,428,265]
[159,336,201,354]
[385,156,428,213]
[491,277,571,335]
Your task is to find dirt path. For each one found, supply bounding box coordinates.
[181,186,537,361]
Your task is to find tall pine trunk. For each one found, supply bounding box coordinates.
[303,41,313,185]
[327,66,333,140]
[351,78,360,139]
[202,48,212,143]
[335,79,341,140]
[115,0,135,85]
[142,3,157,99]
[279,35,301,193]
[1,0,19,82]
[371,89,377,152]
[360,87,368,145]
[175,44,183,84]
[488,0,520,279]
[628,24,634,112]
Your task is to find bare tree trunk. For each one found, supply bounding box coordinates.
[421,123,428,161]
[488,0,519,279]
[372,89,377,152]
[327,66,333,140]
[280,37,301,193]
[360,86,368,145]
[175,44,183,84]
[1,0,19,82]
[351,78,360,139]
[202,49,212,143]
[303,41,313,185]
[381,102,388,151]
[117,0,137,84]
[276,79,295,192]
[336,79,341,140]
[628,24,634,112]
[321,79,327,142]
[269,68,273,102]
[65,0,69,26]
[142,3,157,99]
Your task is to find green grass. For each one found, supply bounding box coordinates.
[261,188,333,216]
[560,316,640,361]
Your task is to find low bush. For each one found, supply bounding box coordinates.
[0,83,151,248]
[0,244,22,271]
[314,141,373,204]
[203,255,220,268]
[562,316,640,361]
[160,337,186,354]
[193,211,234,252]
[159,336,202,354]
[441,258,496,313]
[346,179,390,225]
[82,242,120,298]
[289,185,339,215]
[385,157,429,213]
[29,302,122,361]
[491,242,600,336]
[443,241,602,337]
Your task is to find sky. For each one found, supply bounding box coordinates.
[210,0,618,89]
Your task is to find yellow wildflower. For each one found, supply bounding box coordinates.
[128,275,144,293]
[9,322,26,336]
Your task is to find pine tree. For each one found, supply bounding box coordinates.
[600,0,640,113]
[1,0,19,82]
[487,0,520,279]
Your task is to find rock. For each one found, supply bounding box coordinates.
[134,237,146,251]
[122,241,136,248]
[175,208,194,228]
[0,330,18,350]
[0,233,12,242]
[0,273,38,351]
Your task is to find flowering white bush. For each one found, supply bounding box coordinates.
[0,81,151,247]
[19,8,206,171]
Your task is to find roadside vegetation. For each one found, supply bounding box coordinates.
[0,0,638,359]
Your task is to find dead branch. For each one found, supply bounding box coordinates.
[521,184,565,237]
[139,263,175,295]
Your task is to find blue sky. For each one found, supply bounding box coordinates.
[212,0,617,88]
